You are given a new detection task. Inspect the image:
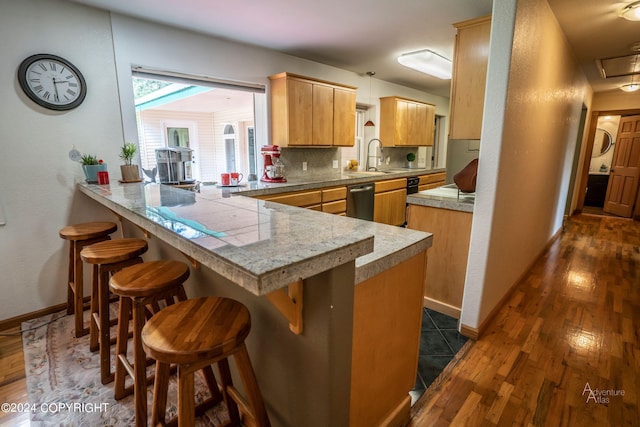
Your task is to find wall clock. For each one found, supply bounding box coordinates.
[17,54,87,111]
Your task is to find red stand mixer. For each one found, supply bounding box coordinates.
[261,145,286,182]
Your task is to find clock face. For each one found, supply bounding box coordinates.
[18,54,86,111]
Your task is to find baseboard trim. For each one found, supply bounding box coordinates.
[463,227,564,340]
[378,394,411,427]
[459,323,479,340]
[0,301,74,332]
[423,297,461,319]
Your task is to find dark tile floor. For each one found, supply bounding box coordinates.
[410,308,469,405]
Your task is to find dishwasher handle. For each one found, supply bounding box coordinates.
[349,185,374,193]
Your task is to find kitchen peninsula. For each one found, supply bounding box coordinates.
[78,179,433,427]
[406,185,474,321]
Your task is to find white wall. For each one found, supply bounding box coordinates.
[0,0,450,321]
[460,0,591,331]
[108,14,450,156]
[0,0,124,320]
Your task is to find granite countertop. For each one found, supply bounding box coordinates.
[78,180,432,295]
[217,167,445,197]
[407,184,475,213]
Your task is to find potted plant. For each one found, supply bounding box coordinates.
[119,142,140,182]
[80,154,107,183]
[406,152,416,168]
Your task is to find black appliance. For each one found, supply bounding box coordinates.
[346,183,375,221]
[407,177,420,194]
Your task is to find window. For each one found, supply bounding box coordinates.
[223,124,236,172]
[341,109,366,168]
[131,67,265,183]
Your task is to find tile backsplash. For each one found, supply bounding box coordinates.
[280,148,341,180]
[280,146,433,181]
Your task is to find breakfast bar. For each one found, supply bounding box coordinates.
[78,181,433,427]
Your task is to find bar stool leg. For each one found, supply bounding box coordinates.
[98,267,112,384]
[66,241,75,316]
[178,366,196,427]
[152,361,171,426]
[235,344,270,427]
[217,358,241,424]
[89,264,100,353]
[114,297,132,400]
[133,297,148,427]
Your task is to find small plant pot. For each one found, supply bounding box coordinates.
[120,165,140,182]
[83,164,107,183]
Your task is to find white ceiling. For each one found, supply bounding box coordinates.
[71,0,640,97]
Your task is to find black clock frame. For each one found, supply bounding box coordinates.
[17,53,87,111]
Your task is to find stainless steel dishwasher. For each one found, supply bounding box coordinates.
[346,183,375,221]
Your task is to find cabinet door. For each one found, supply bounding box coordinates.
[449,16,491,140]
[422,103,435,146]
[395,99,409,146]
[312,84,334,146]
[333,88,356,146]
[287,79,313,146]
[374,188,407,226]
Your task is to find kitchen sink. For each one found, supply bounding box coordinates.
[345,170,391,177]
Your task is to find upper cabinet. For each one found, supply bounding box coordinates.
[379,96,435,147]
[449,15,491,140]
[269,72,357,147]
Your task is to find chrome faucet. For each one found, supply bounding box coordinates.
[365,138,384,171]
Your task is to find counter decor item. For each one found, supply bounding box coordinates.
[453,158,478,193]
[407,152,416,168]
[80,154,107,184]
[119,142,141,183]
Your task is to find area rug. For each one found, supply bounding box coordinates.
[22,309,229,426]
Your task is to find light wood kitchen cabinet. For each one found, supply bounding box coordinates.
[449,15,491,140]
[256,186,347,215]
[379,96,435,147]
[269,72,356,147]
[418,171,446,192]
[322,186,347,215]
[374,178,407,226]
[407,204,472,318]
[258,189,322,210]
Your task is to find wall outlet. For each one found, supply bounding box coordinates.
[302,161,307,171]
[332,160,339,169]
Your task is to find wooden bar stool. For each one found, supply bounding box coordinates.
[109,260,191,427]
[59,221,118,338]
[142,297,270,427]
[80,237,148,384]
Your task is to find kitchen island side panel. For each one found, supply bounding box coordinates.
[120,216,355,427]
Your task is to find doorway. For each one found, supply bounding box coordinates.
[577,109,640,219]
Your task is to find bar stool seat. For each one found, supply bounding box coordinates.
[142,297,270,427]
[109,260,191,427]
[81,237,148,384]
[59,221,118,338]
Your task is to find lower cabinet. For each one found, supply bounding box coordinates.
[350,251,426,427]
[418,171,446,192]
[256,186,347,215]
[406,204,472,318]
[373,178,407,226]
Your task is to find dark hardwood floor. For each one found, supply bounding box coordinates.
[1,214,638,426]
[409,214,639,426]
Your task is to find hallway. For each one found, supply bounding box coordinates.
[409,214,640,426]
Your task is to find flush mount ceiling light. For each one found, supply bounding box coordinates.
[620,1,640,21]
[397,49,452,79]
[621,83,640,92]
[621,52,640,92]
